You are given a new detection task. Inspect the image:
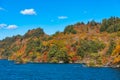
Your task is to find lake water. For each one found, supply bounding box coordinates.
[0,60,120,80]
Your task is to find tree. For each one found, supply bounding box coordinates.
[56,49,68,63]
[48,44,69,63]
[106,40,116,55]
[64,25,77,34]
[100,17,120,33]
[48,45,58,59]
[26,39,43,55]
[75,22,85,26]
[77,47,85,58]
[88,20,98,26]
[112,45,120,64]
[77,40,105,58]
[53,31,61,36]
[24,28,45,38]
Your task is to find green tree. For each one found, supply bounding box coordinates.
[24,28,45,38]
[88,20,98,26]
[106,40,116,55]
[56,49,68,63]
[48,45,69,63]
[64,25,77,34]
[77,40,105,58]
[100,17,120,33]
[48,45,58,59]
[26,39,43,55]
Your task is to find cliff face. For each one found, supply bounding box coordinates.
[0,17,120,67]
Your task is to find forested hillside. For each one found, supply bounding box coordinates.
[0,17,120,67]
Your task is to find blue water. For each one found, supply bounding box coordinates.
[0,60,120,80]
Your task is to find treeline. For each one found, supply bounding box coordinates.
[64,16,120,34]
[100,17,120,33]
[0,17,120,67]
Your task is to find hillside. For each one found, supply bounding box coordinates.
[0,17,120,67]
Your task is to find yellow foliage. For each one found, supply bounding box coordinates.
[112,45,120,56]
[112,45,120,64]
[113,56,120,64]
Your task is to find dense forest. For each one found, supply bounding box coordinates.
[0,17,120,67]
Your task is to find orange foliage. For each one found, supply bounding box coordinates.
[112,44,120,64]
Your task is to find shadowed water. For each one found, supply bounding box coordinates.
[0,60,120,80]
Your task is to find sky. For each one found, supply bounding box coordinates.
[0,0,120,40]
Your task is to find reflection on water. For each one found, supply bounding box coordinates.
[0,60,120,80]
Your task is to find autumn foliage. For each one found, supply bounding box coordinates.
[0,17,120,66]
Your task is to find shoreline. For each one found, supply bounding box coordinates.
[0,59,119,68]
